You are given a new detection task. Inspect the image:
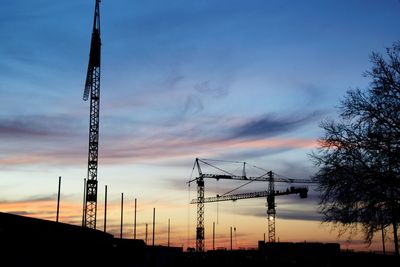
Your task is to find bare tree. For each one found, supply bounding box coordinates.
[311,42,400,255]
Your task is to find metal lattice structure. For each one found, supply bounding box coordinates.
[196,177,205,252]
[267,171,276,242]
[83,0,101,229]
[190,186,308,204]
[189,158,313,251]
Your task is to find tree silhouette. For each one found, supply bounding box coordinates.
[311,42,400,255]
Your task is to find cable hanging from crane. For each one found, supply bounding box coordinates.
[197,159,238,177]
[200,158,244,164]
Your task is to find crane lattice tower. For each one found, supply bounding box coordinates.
[83,0,101,229]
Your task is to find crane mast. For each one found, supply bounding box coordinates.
[83,0,101,229]
[195,160,205,252]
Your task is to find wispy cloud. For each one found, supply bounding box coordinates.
[231,111,323,139]
[0,112,318,167]
[0,115,82,139]
[0,194,56,204]
[0,117,54,138]
[100,136,318,165]
[183,95,204,115]
[194,80,230,98]
[237,206,322,222]
[278,209,323,221]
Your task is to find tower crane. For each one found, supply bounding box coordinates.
[83,0,101,229]
[190,184,308,243]
[188,158,314,252]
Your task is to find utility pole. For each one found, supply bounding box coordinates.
[134,198,137,239]
[120,193,124,239]
[83,0,102,229]
[152,208,156,246]
[212,222,215,250]
[168,218,170,247]
[145,223,148,244]
[56,176,61,223]
[234,227,236,249]
[104,185,107,232]
[230,226,233,251]
[82,178,86,227]
[381,225,386,254]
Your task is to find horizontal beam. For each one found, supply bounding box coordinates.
[200,173,315,184]
[190,186,308,204]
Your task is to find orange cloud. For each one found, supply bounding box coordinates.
[218,138,318,150]
[0,136,317,166]
[0,198,82,224]
[0,155,46,165]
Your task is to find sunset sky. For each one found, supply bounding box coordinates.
[0,0,399,252]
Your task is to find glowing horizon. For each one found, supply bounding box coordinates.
[0,196,396,252]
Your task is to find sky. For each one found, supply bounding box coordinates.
[0,0,399,252]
